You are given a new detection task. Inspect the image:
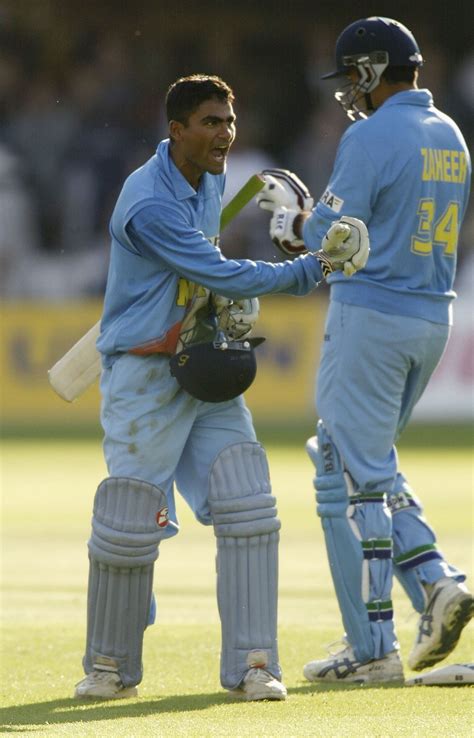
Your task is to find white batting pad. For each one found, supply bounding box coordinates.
[84,477,168,687]
[209,442,281,690]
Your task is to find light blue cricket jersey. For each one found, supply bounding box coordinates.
[303,89,471,324]
[98,139,323,360]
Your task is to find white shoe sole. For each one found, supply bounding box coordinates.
[303,668,404,684]
[229,686,287,701]
[74,685,138,700]
[405,663,474,686]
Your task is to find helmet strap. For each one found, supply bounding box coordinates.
[364,92,375,113]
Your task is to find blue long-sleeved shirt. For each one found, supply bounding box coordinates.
[303,89,471,325]
[98,139,323,359]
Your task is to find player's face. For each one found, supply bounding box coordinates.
[171,98,236,187]
[347,68,367,106]
[335,67,371,120]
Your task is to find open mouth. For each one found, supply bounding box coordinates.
[211,146,229,163]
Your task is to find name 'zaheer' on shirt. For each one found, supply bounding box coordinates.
[421,148,468,183]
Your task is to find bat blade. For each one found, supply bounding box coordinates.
[220,173,265,230]
[48,321,101,401]
[48,173,265,402]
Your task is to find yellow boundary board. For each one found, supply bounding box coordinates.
[0,294,327,428]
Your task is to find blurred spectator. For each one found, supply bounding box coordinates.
[59,33,150,254]
[0,143,41,297]
[449,51,474,140]
[416,41,449,107]
[7,78,79,250]
[0,140,109,299]
[0,23,38,128]
[288,104,347,203]
[221,107,280,261]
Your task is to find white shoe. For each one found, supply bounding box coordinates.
[238,667,287,701]
[303,641,404,684]
[408,578,473,672]
[74,670,138,699]
[230,649,287,701]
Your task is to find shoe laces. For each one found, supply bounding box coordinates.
[87,670,119,684]
[245,667,274,685]
[326,637,353,657]
[417,588,442,640]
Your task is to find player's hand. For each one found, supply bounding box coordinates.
[257,169,314,213]
[316,216,370,278]
[269,206,308,256]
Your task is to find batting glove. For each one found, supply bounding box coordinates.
[269,206,308,256]
[317,216,370,278]
[257,169,314,213]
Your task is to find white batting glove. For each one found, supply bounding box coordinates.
[317,216,370,278]
[269,206,308,256]
[257,169,314,213]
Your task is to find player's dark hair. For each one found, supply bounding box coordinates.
[166,74,234,125]
[382,66,417,84]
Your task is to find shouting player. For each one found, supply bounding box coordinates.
[74,74,369,700]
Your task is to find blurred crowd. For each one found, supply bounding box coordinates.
[1,6,472,299]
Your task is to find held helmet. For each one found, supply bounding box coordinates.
[322,17,423,120]
[170,336,265,403]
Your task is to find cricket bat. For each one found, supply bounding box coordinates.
[48,173,265,402]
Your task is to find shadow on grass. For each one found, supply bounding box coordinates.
[0,691,230,731]
[0,682,410,731]
[289,681,407,695]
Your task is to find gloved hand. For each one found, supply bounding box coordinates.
[316,216,370,278]
[257,169,314,212]
[257,169,313,257]
[268,206,307,256]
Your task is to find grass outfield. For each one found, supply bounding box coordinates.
[1,439,473,737]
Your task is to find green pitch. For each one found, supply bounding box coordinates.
[1,439,472,736]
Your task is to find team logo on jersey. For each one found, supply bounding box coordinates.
[320,188,344,213]
[156,506,169,528]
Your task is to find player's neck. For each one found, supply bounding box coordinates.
[170,146,202,190]
[372,80,417,109]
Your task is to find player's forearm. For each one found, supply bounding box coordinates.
[130,210,323,299]
[205,253,324,299]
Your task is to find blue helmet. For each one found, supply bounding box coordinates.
[322,17,423,119]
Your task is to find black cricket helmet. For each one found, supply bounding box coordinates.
[170,336,265,403]
[322,16,423,119]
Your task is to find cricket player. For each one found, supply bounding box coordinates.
[74,74,369,700]
[257,18,472,683]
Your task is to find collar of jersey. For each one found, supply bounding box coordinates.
[381,88,434,110]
